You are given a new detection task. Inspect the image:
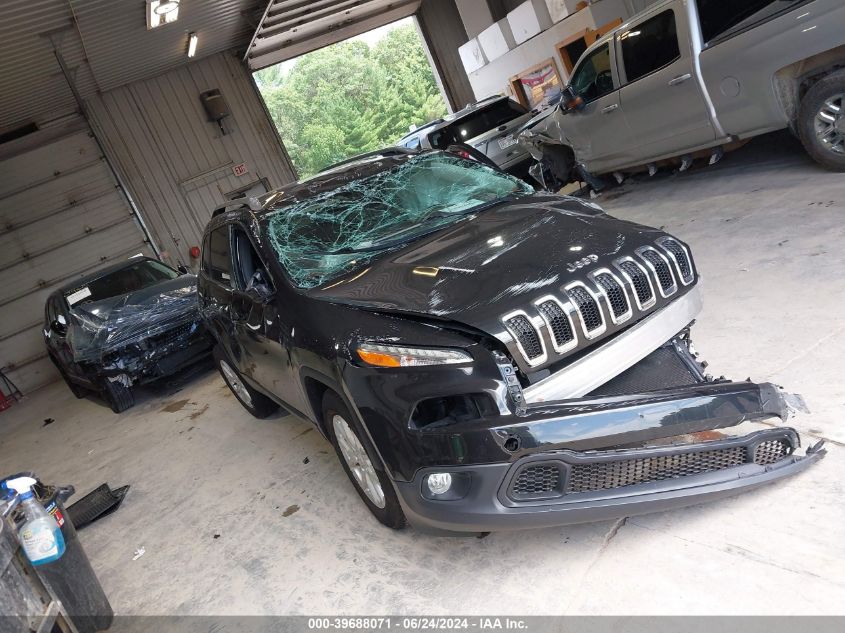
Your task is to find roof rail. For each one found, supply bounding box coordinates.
[211,201,249,218]
[318,146,418,173]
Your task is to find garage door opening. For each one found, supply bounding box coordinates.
[254,17,447,177]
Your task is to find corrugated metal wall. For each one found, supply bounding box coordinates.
[0,120,153,394]
[87,51,296,267]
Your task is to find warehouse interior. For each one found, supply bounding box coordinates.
[1,0,843,627]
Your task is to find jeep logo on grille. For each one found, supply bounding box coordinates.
[566,254,598,272]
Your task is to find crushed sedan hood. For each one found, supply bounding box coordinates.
[308,193,668,329]
[67,275,201,362]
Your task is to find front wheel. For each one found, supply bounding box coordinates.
[102,379,134,414]
[323,391,406,529]
[798,70,845,171]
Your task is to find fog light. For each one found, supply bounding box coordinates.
[426,472,453,495]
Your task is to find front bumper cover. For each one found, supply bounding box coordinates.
[395,427,825,534]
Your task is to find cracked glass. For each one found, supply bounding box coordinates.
[265,153,534,289]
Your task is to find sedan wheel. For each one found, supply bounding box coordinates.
[332,413,386,509]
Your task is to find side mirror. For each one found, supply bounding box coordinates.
[177,264,189,275]
[51,318,67,336]
[561,87,584,113]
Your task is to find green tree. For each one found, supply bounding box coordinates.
[255,23,447,177]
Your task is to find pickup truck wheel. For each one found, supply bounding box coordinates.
[102,380,134,414]
[214,345,278,419]
[798,71,845,171]
[323,391,406,529]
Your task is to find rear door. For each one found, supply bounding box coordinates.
[617,6,715,163]
[559,41,633,172]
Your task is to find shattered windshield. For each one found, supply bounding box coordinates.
[266,153,534,289]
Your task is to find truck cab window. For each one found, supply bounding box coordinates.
[620,10,680,83]
[697,0,802,44]
[206,226,234,288]
[570,43,614,102]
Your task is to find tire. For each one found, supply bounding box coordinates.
[213,345,278,419]
[102,380,134,414]
[49,355,87,399]
[322,391,406,530]
[797,70,845,172]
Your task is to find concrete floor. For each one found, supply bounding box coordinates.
[2,132,844,615]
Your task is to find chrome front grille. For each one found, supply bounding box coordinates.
[658,237,694,285]
[503,313,545,364]
[536,298,576,353]
[499,239,694,365]
[615,259,655,309]
[592,271,631,323]
[638,247,677,296]
[566,285,605,336]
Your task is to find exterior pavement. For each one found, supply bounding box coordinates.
[1,131,843,615]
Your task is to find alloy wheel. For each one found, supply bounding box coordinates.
[814,93,845,155]
[332,413,386,508]
[220,360,252,407]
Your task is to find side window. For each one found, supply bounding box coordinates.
[570,44,614,103]
[697,0,802,44]
[206,226,234,287]
[620,10,680,84]
[232,228,274,295]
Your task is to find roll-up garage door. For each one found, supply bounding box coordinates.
[0,129,153,394]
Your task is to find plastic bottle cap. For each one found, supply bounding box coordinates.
[4,476,37,496]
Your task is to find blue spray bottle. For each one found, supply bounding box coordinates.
[5,476,66,566]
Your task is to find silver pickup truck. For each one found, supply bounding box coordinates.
[521,0,845,184]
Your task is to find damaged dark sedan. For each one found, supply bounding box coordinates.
[199,151,824,534]
[44,257,212,413]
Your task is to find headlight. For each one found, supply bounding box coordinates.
[356,343,472,368]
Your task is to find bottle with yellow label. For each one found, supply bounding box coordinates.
[6,476,66,566]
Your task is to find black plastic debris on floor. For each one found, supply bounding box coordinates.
[66,483,130,530]
[43,418,54,427]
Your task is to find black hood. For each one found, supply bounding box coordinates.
[308,194,668,332]
[67,275,200,361]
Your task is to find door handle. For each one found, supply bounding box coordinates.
[668,73,692,86]
[601,103,619,114]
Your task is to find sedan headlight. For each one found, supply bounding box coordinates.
[356,343,472,368]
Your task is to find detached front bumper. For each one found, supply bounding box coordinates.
[395,427,824,534]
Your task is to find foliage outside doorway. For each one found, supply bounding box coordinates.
[255,20,448,178]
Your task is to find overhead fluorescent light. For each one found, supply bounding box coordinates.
[147,0,179,29]
[188,33,198,58]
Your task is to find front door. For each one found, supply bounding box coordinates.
[229,226,304,412]
[559,41,634,173]
[617,6,715,164]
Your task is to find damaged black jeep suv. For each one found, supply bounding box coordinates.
[198,151,823,534]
